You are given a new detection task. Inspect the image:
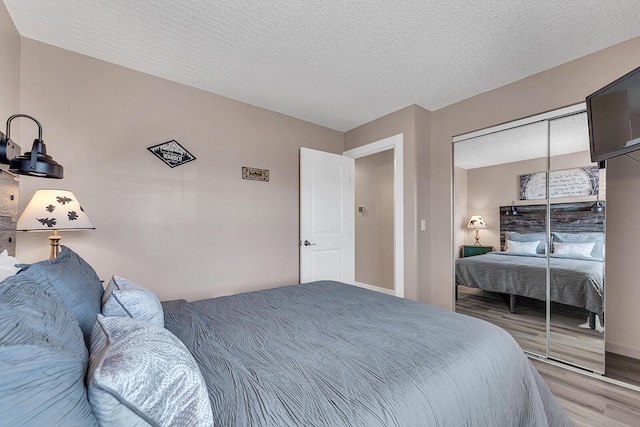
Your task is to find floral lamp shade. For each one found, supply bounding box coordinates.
[466,215,487,246]
[17,189,94,259]
[466,215,487,229]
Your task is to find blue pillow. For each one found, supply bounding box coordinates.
[0,273,98,426]
[18,246,103,346]
[102,276,164,327]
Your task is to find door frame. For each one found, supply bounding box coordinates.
[343,133,404,298]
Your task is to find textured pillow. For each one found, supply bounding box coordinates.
[504,232,547,254]
[552,232,604,259]
[553,241,595,258]
[102,276,164,327]
[0,250,21,283]
[17,246,103,346]
[87,315,213,427]
[0,274,98,426]
[505,239,539,255]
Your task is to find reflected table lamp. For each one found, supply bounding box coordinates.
[467,215,487,246]
[17,189,95,259]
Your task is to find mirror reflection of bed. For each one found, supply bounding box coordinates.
[453,104,609,375]
[456,202,605,371]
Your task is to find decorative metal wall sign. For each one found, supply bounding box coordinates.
[242,167,269,182]
[147,140,196,168]
[519,166,599,200]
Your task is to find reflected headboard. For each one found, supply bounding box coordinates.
[499,202,605,252]
[0,169,19,255]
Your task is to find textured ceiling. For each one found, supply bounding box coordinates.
[455,112,590,169]
[4,1,640,131]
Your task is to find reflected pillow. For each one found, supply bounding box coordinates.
[505,240,539,255]
[0,250,21,283]
[552,232,603,259]
[102,276,164,327]
[504,232,546,254]
[87,315,213,426]
[553,241,595,258]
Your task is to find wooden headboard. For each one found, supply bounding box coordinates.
[0,169,19,256]
[499,202,605,251]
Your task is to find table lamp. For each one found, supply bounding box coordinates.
[17,189,95,259]
[467,215,487,246]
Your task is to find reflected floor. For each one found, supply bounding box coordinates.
[456,285,605,373]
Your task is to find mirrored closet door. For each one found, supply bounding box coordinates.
[453,104,606,374]
[548,113,605,373]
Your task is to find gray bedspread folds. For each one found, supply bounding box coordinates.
[456,252,603,316]
[162,281,572,426]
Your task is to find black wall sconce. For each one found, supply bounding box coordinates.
[509,201,519,216]
[591,195,605,213]
[0,114,64,179]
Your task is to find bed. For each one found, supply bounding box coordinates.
[456,202,605,327]
[456,251,604,318]
[0,246,572,426]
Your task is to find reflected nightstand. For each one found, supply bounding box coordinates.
[457,245,493,300]
[461,245,493,258]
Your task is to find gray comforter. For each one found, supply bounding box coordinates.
[163,281,572,426]
[456,252,603,316]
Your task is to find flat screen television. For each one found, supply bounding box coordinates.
[587,65,640,163]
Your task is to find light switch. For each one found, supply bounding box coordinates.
[420,219,426,231]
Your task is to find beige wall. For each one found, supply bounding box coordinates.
[415,107,432,303]
[453,166,467,255]
[4,4,640,356]
[16,39,344,302]
[604,153,640,358]
[345,105,431,301]
[0,2,20,136]
[430,36,640,309]
[355,150,394,290]
[430,36,640,358]
[462,151,596,251]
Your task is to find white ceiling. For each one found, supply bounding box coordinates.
[454,112,590,169]
[4,0,640,132]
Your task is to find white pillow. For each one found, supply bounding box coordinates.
[0,250,22,283]
[553,241,595,258]
[552,232,603,259]
[504,232,546,254]
[102,276,164,327]
[87,315,213,427]
[505,240,539,255]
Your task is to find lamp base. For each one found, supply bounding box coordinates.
[474,229,481,246]
[48,230,61,260]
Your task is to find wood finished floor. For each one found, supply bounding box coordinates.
[456,285,605,372]
[456,286,640,426]
[607,352,640,389]
[532,359,640,427]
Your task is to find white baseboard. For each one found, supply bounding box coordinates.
[352,281,396,296]
[606,342,640,360]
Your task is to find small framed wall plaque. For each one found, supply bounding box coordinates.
[147,140,196,168]
[242,167,269,182]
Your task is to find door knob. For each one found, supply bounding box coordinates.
[302,240,317,246]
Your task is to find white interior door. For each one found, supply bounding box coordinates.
[300,147,354,283]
